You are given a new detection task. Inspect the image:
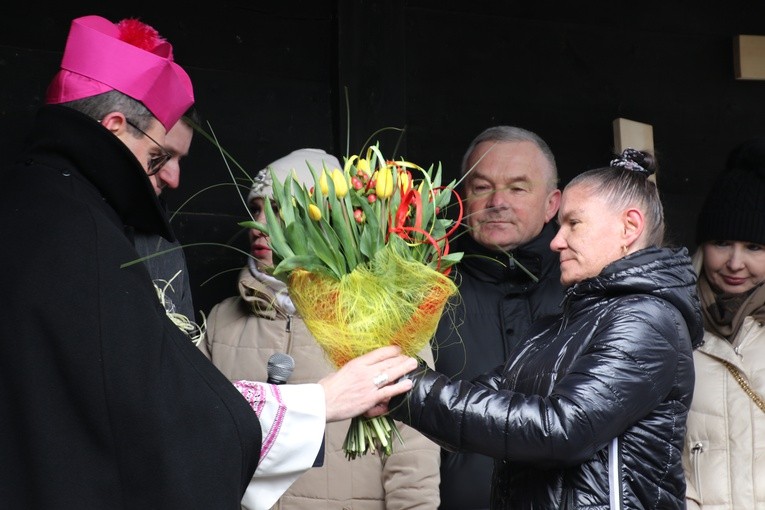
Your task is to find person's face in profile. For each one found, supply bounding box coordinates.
[148,121,193,196]
[550,184,626,287]
[119,118,170,187]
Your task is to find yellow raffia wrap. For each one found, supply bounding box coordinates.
[289,243,457,368]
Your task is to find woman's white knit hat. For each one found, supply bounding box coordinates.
[248,148,342,202]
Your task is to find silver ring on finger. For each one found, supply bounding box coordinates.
[372,372,389,388]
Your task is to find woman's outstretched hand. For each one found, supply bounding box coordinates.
[319,345,417,422]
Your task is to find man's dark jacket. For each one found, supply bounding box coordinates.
[133,222,196,321]
[399,247,703,509]
[433,222,564,509]
[0,106,261,509]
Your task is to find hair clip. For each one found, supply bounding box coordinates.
[610,148,649,175]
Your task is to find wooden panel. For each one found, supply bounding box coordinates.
[613,118,656,183]
[613,118,655,154]
[734,35,765,80]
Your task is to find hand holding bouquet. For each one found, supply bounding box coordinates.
[241,144,463,458]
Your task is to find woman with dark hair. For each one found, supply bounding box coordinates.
[682,138,765,509]
[389,149,703,509]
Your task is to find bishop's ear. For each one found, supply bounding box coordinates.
[100,112,128,134]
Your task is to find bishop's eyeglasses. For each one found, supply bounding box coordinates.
[125,118,172,176]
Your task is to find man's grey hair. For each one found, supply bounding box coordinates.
[461,125,558,190]
[62,90,154,132]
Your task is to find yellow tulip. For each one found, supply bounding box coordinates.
[375,167,394,199]
[308,203,322,221]
[331,168,349,198]
[398,170,411,193]
[357,158,370,173]
[319,169,330,196]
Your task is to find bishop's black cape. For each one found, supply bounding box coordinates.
[0,105,261,509]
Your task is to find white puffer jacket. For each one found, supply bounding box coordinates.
[682,317,765,509]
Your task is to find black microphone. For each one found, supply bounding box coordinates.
[266,353,295,385]
[265,352,325,467]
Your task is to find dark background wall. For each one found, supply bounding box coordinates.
[2,1,765,319]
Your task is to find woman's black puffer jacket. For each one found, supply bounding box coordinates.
[391,246,703,509]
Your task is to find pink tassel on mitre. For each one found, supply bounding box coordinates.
[116,18,166,52]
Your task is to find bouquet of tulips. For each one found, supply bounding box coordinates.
[241,143,463,459]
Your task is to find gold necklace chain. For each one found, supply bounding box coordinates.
[722,360,765,414]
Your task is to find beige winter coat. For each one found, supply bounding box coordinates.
[201,269,441,509]
[682,318,765,510]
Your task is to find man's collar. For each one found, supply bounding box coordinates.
[27,105,175,241]
[457,222,559,282]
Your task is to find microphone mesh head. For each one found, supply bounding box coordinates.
[267,353,295,384]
